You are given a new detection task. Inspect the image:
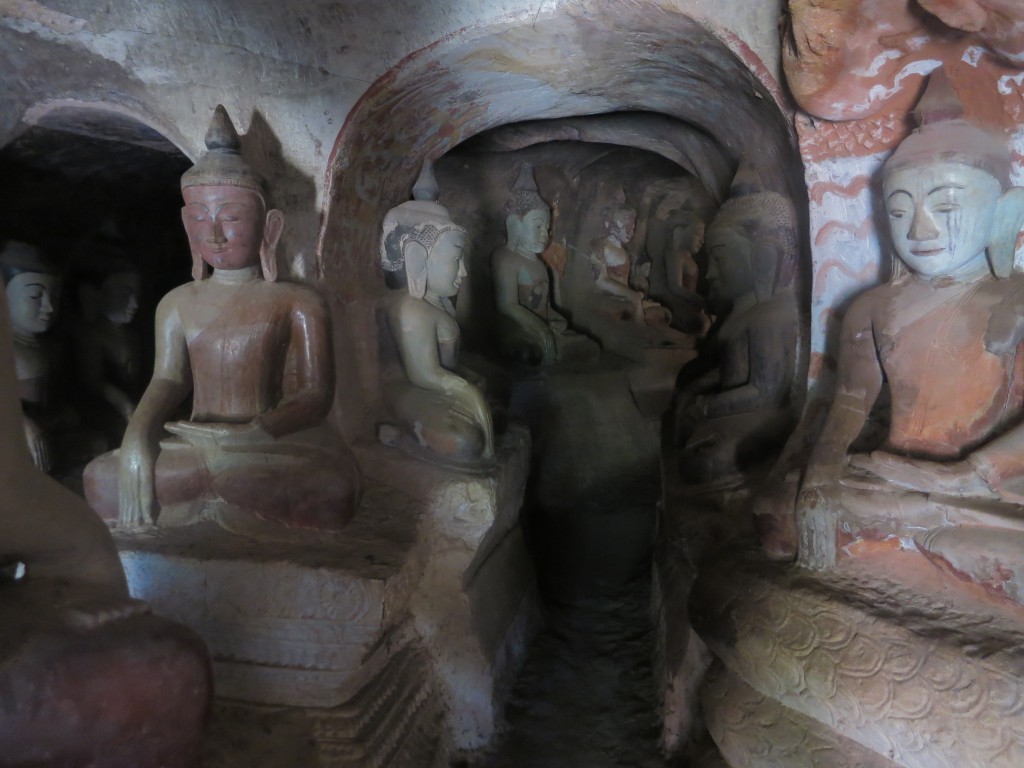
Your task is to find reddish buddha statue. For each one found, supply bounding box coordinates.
[84,106,360,534]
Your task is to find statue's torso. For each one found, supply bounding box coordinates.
[171,280,306,422]
[13,340,49,405]
[510,250,552,317]
[875,275,1024,459]
[600,239,630,287]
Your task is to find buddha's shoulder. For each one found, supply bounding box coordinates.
[989,271,1024,298]
[389,293,443,322]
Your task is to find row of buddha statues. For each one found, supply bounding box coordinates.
[4,104,747,538]
[1,240,143,475]
[9,66,1021,612]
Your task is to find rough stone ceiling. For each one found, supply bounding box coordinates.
[0,108,188,186]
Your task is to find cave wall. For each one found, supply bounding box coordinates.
[0,0,797,440]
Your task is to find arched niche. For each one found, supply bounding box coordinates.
[0,103,192,300]
[0,104,193,469]
[321,6,808,437]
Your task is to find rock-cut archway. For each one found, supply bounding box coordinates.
[320,4,808,438]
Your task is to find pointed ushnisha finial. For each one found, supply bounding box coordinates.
[913,67,963,127]
[204,104,243,154]
[504,163,547,218]
[887,67,1010,189]
[412,159,440,202]
[181,105,264,195]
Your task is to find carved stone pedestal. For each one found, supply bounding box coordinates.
[115,427,538,766]
[690,549,1024,768]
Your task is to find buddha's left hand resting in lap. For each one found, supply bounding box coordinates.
[84,106,360,533]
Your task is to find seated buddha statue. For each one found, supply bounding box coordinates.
[644,199,708,335]
[671,186,799,486]
[1,241,62,472]
[84,106,361,534]
[783,73,1024,603]
[0,267,212,764]
[492,164,599,365]
[379,161,494,465]
[589,201,672,327]
[75,261,143,433]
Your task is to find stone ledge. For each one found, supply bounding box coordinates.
[691,551,1024,768]
[115,425,538,757]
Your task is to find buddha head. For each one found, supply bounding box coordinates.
[883,71,1024,282]
[605,204,637,245]
[0,242,61,338]
[78,257,141,327]
[180,106,284,282]
[100,271,141,325]
[504,163,550,256]
[705,221,754,304]
[381,161,469,304]
[705,192,795,306]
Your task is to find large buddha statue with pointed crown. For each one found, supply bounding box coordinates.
[492,164,599,365]
[84,106,360,534]
[379,161,494,464]
[772,72,1024,604]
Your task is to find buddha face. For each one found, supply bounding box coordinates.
[706,226,754,302]
[884,162,1002,280]
[426,229,468,299]
[609,209,637,244]
[182,185,265,271]
[101,272,140,325]
[6,271,60,336]
[510,208,551,255]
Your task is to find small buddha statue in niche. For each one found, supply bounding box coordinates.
[75,262,143,428]
[379,161,494,464]
[492,164,599,365]
[644,196,708,335]
[1,241,63,472]
[589,201,671,326]
[670,186,799,486]
[84,105,360,534]
[783,72,1024,603]
[0,271,212,764]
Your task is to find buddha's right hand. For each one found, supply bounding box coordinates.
[23,416,50,473]
[117,441,156,528]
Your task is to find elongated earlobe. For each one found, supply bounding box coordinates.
[261,209,285,282]
[990,188,1024,279]
[506,214,522,251]
[405,241,428,299]
[182,208,208,281]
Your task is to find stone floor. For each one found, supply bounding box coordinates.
[466,471,687,768]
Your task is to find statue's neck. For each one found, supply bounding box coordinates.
[918,258,991,287]
[510,244,539,261]
[732,291,759,315]
[424,292,456,316]
[210,265,261,284]
[11,329,41,348]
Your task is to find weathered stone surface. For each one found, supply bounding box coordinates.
[703,663,901,768]
[691,552,1024,768]
[117,427,536,758]
[784,0,1024,125]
